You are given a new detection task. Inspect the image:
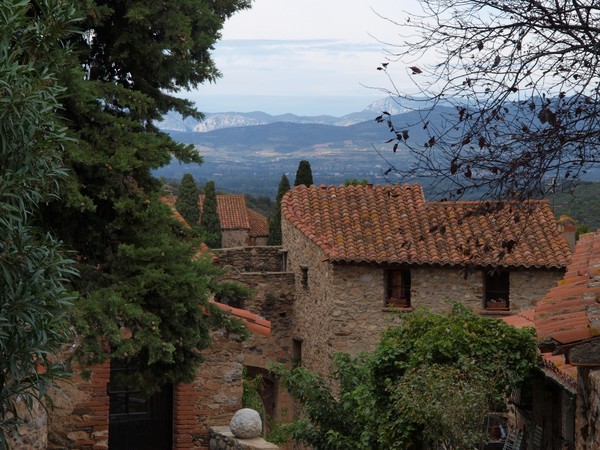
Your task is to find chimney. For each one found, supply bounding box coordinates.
[557,215,577,252]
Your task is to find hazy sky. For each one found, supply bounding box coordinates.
[180,0,419,116]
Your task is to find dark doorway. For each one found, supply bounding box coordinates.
[108,360,173,450]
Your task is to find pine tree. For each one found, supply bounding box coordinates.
[38,0,250,393]
[0,0,77,429]
[176,174,200,225]
[268,175,291,245]
[201,181,223,249]
[294,160,314,187]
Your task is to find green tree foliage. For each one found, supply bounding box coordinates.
[0,0,78,436]
[268,175,290,245]
[345,178,369,187]
[37,0,250,394]
[200,181,222,249]
[175,173,200,225]
[294,160,314,187]
[273,305,538,450]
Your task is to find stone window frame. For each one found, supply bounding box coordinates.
[385,268,411,308]
[483,269,510,311]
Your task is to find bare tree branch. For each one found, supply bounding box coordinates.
[375,0,600,200]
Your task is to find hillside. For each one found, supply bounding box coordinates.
[549,182,600,230]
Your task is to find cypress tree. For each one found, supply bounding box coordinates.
[201,181,223,249]
[176,174,200,225]
[268,175,291,245]
[294,160,314,187]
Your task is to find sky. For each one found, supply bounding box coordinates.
[180,0,420,116]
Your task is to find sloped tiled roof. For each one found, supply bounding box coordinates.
[281,184,571,269]
[161,195,189,228]
[200,194,250,230]
[535,230,600,343]
[247,208,269,238]
[503,230,600,391]
[502,309,578,391]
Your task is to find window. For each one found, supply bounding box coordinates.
[484,270,509,310]
[292,338,303,367]
[386,269,411,307]
[300,265,308,288]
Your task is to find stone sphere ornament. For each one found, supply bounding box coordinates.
[229,408,262,439]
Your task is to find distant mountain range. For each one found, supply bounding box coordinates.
[155,97,600,199]
[156,97,428,133]
[154,98,457,197]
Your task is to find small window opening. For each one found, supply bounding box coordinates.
[292,338,303,367]
[484,270,510,310]
[386,269,411,307]
[300,265,308,288]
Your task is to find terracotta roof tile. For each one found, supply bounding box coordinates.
[535,230,600,343]
[161,196,189,228]
[247,208,269,238]
[199,195,250,230]
[540,352,577,391]
[281,184,571,268]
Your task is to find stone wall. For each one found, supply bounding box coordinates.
[282,217,563,378]
[215,247,286,273]
[47,361,110,449]
[4,397,47,450]
[214,247,296,434]
[576,367,600,450]
[223,230,251,248]
[174,330,246,449]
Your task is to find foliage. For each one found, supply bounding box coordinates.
[200,180,222,249]
[211,281,253,309]
[548,181,600,230]
[242,370,265,421]
[244,194,275,218]
[294,160,314,187]
[175,173,200,225]
[345,178,369,187]
[273,305,538,450]
[0,0,78,437]
[37,0,250,394]
[268,174,290,245]
[377,0,600,201]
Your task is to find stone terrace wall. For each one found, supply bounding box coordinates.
[215,247,286,273]
[222,230,251,249]
[213,246,296,436]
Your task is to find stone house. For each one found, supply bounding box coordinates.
[505,229,600,450]
[280,183,573,376]
[199,194,269,247]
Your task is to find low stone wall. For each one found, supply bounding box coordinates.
[215,247,285,273]
[209,426,278,450]
[222,230,251,249]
